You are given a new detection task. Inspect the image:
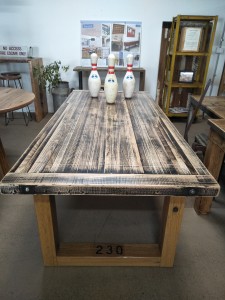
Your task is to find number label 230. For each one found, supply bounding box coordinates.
[95,244,123,256]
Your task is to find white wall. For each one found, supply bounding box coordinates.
[0,0,225,112]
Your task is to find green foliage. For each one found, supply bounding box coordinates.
[33,60,69,92]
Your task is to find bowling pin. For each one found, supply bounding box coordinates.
[123,54,135,99]
[88,53,101,98]
[104,54,118,104]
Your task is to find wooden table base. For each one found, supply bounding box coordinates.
[194,120,225,214]
[34,195,185,267]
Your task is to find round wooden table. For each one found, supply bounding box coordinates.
[0,87,35,125]
[0,87,35,113]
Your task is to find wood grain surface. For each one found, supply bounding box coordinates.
[0,87,35,113]
[0,90,219,196]
[191,95,225,119]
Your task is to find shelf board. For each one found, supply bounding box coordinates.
[176,52,208,56]
[165,81,203,88]
[167,112,188,118]
[174,15,217,22]
[169,51,208,56]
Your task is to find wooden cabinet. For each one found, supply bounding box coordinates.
[160,15,218,117]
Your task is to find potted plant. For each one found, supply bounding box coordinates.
[34,60,70,112]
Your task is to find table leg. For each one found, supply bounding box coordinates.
[0,138,10,177]
[194,129,225,214]
[160,196,185,267]
[139,70,145,91]
[34,195,59,266]
[78,71,83,90]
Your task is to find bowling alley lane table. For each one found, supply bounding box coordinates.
[0,90,219,267]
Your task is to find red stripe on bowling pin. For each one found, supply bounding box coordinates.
[92,63,97,71]
[108,66,115,74]
[127,63,133,72]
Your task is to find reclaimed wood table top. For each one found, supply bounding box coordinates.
[0,87,35,113]
[0,90,219,197]
[191,95,225,119]
[208,118,225,139]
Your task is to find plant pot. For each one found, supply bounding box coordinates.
[52,81,70,112]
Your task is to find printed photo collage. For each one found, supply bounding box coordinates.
[81,21,142,67]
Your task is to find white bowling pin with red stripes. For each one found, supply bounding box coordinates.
[88,53,101,98]
[123,54,135,98]
[104,54,118,104]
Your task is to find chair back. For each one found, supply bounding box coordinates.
[184,79,212,142]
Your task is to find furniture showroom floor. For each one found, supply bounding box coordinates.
[0,112,225,300]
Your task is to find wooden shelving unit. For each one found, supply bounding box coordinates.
[160,15,218,117]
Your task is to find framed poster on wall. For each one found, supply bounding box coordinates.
[80,20,142,67]
[179,27,202,52]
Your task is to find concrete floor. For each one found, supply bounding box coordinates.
[0,113,225,300]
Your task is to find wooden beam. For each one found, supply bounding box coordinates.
[57,243,161,267]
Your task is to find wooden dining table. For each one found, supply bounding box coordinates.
[194,119,225,214]
[0,87,35,114]
[190,95,225,214]
[0,87,35,174]
[0,90,219,267]
[190,95,225,119]
[0,87,35,125]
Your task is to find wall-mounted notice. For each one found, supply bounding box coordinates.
[179,27,202,52]
[80,20,142,67]
[0,45,28,58]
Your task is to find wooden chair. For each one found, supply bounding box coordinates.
[184,79,212,160]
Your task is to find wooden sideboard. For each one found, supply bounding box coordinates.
[0,57,48,122]
[74,66,146,91]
